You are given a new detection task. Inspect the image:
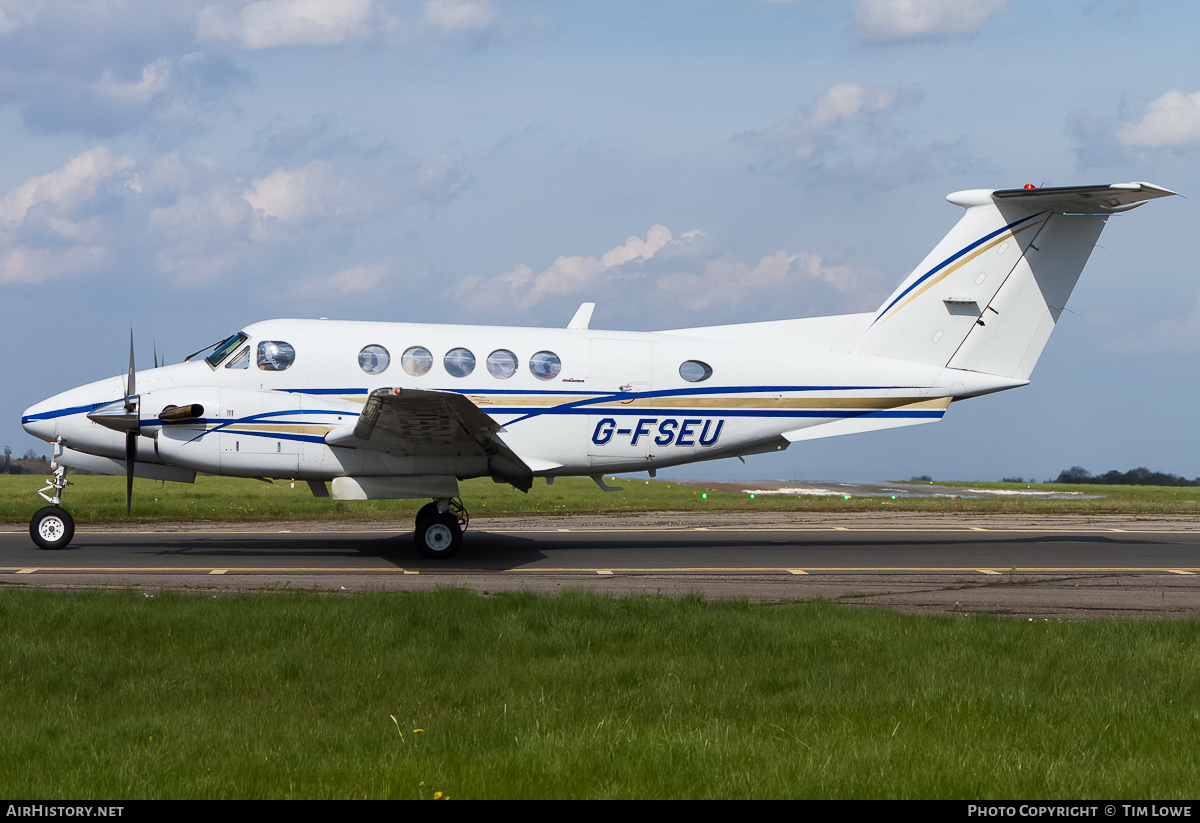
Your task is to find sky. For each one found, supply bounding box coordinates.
[1,0,1198,484]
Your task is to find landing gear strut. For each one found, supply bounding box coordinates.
[30,462,74,550]
[414,497,468,559]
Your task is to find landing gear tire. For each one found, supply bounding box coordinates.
[414,512,462,559]
[415,502,439,532]
[30,506,74,550]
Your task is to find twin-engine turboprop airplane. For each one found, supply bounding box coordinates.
[21,182,1175,557]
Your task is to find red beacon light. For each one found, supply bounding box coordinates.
[1023,183,1036,189]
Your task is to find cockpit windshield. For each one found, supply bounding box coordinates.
[202,332,249,368]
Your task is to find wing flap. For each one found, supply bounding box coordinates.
[328,388,534,490]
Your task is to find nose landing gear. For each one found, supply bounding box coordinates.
[30,463,74,550]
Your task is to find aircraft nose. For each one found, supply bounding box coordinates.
[22,382,109,444]
[22,399,59,443]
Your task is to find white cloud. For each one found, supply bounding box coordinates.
[0,152,108,281]
[151,187,252,234]
[95,59,173,104]
[296,261,389,297]
[0,245,105,284]
[242,160,354,223]
[329,262,387,293]
[453,224,872,324]
[1116,90,1200,149]
[455,225,692,312]
[0,146,138,284]
[148,183,256,282]
[0,146,135,226]
[601,225,674,268]
[855,0,1006,43]
[0,0,40,35]
[738,81,923,163]
[656,251,863,312]
[198,0,379,49]
[423,0,495,32]
[411,152,473,206]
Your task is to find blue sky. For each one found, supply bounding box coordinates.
[2,0,1197,483]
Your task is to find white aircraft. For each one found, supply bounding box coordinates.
[21,182,1175,557]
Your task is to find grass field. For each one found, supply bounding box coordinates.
[1,587,1198,799]
[3,474,1200,525]
[4,475,1199,798]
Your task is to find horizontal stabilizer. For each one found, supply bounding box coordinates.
[991,182,1176,214]
[781,397,951,443]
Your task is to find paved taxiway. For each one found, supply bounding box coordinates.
[3,512,1200,620]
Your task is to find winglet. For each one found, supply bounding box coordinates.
[568,302,595,330]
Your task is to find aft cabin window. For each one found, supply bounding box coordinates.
[257,341,296,371]
[359,344,390,375]
[487,349,518,379]
[401,346,433,377]
[529,351,561,381]
[444,347,476,378]
[679,360,713,383]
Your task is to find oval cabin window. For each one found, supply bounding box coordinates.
[529,351,562,381]
[444,347,476,378]
[487,349,518,379]
[401,346,433,377]
[359,345,390,375]
[678,360,712,382]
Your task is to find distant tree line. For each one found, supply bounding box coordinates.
[1,449,51,475]
[1054,466,1200,487]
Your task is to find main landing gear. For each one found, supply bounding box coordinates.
[30,464,74,550]
[414,497,468,559]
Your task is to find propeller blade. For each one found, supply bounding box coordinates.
[125,431,136,515]
[127,329,136,407]
[123,331,140,515]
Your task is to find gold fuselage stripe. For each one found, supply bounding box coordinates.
[875,220,1042,326]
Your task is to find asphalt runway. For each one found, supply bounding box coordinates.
[3,512,1200,619]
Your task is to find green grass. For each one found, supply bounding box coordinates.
[2,588,1199,799]
[2,474,1199,525]
[0,474,752,524]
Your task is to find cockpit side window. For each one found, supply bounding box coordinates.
[204,332,249,368]
[225,347,250,369]
[257,341,296,371]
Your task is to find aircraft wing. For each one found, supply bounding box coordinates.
[325,387,534,490]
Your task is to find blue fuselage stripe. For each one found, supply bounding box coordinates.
[871,211,1044,327]
[26,388,946,436]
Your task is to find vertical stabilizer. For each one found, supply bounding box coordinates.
[851,183,1175,379]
